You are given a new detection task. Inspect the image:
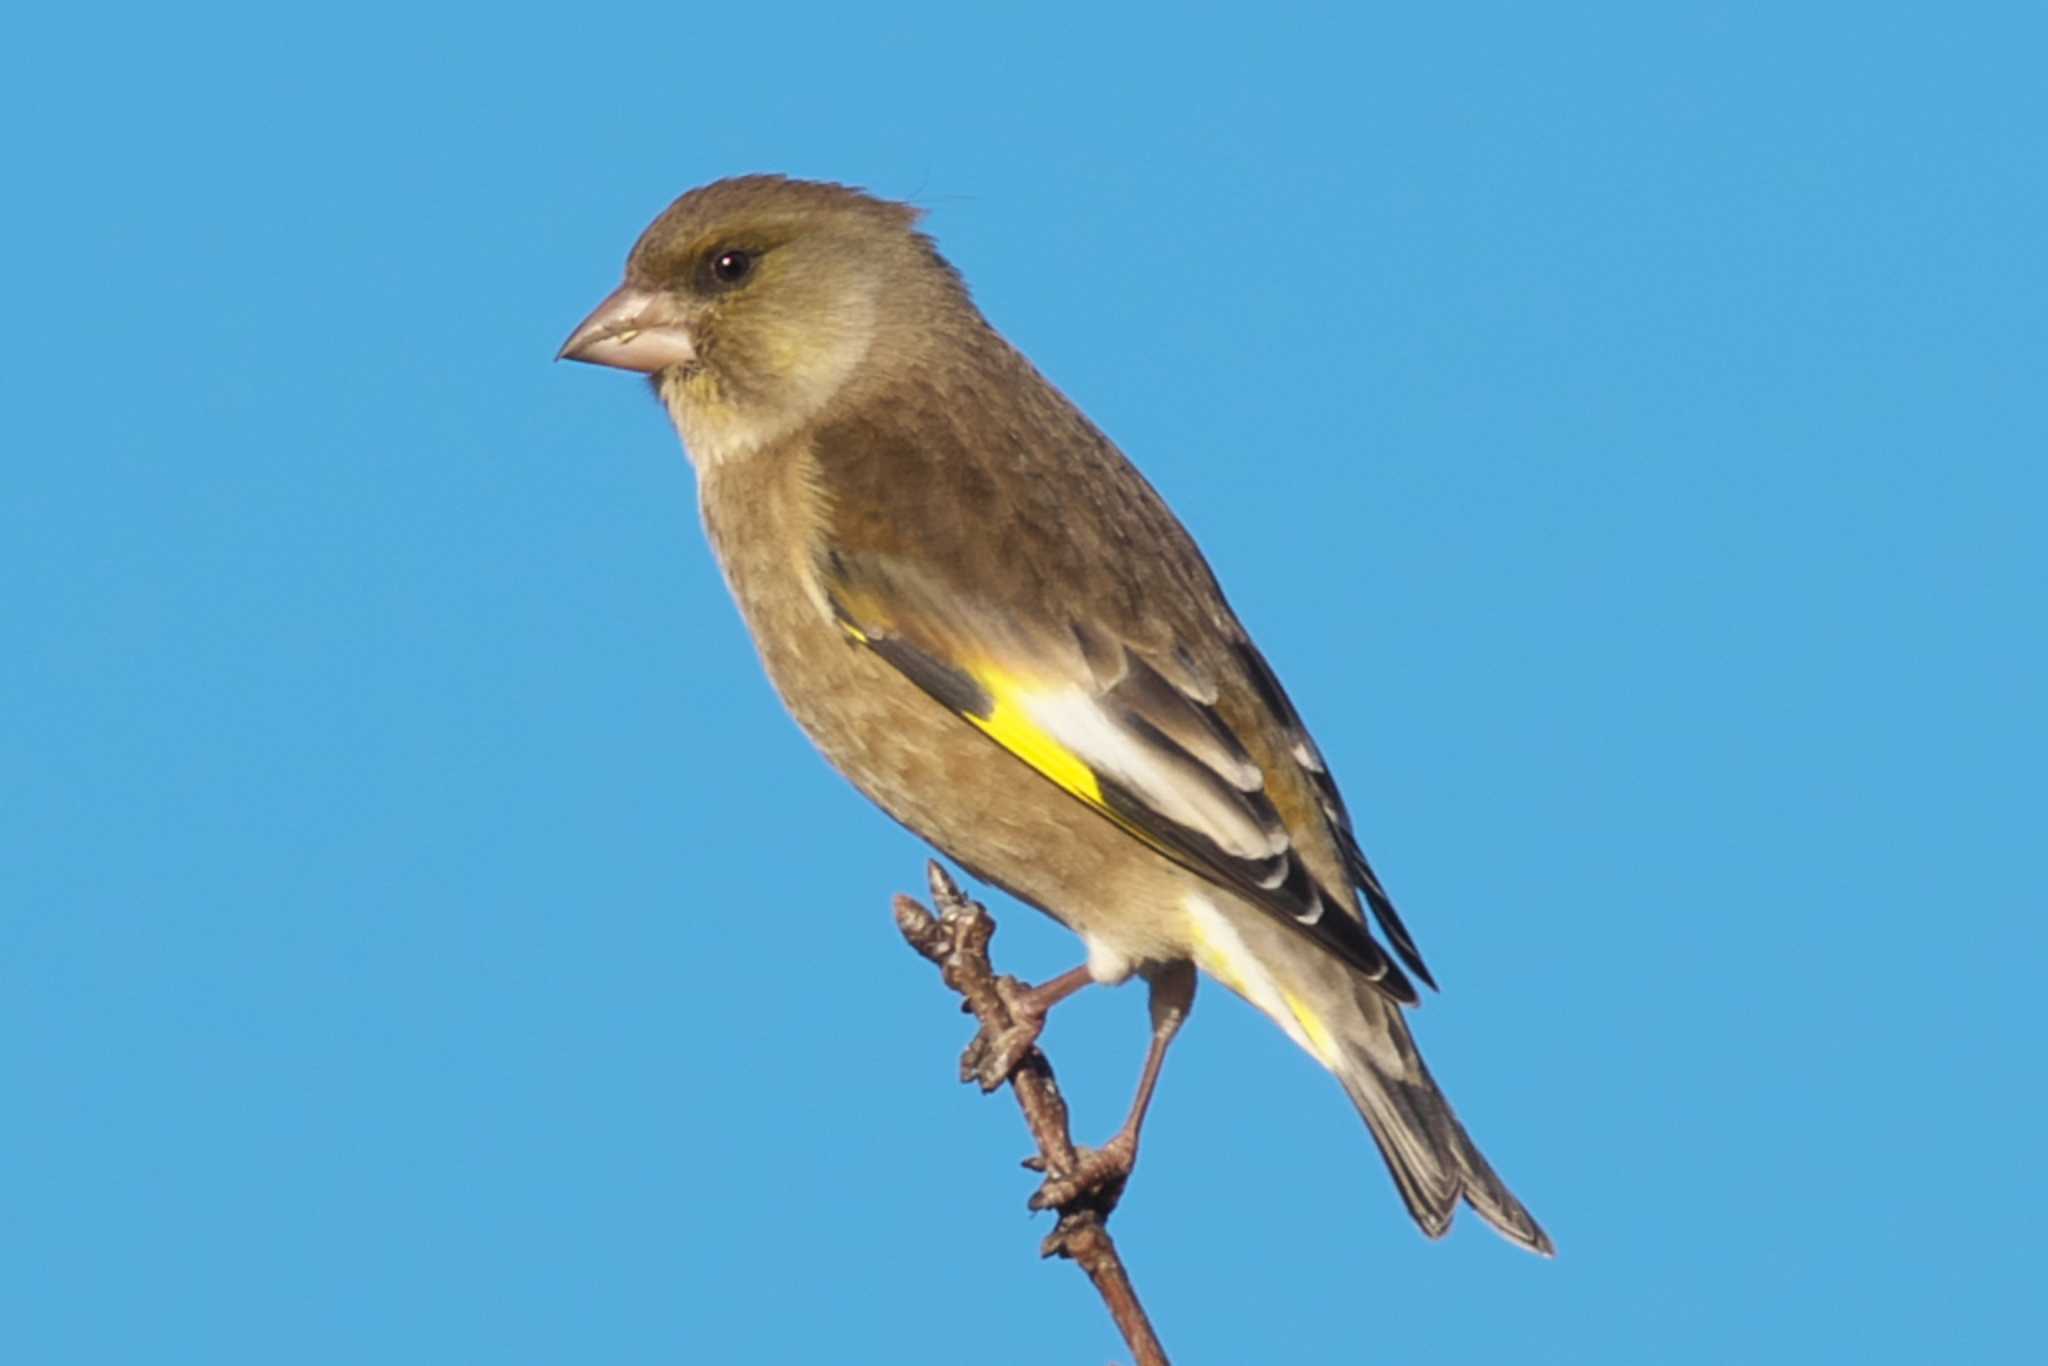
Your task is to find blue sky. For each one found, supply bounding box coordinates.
[7,4,2044,1362]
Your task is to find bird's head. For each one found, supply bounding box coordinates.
[558,175,960,467]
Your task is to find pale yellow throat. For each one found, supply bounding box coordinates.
[658,306,878,470]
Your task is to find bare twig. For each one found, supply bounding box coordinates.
[893,862,1169,1366]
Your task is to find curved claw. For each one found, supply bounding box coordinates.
[959,974,1069,1090]
[1028,1134,1138,1213]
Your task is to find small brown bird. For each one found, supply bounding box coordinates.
[559,175,1550,1254]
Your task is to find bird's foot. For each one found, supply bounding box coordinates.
[959,975,1050,1091]
[1024,1131,1138,1213]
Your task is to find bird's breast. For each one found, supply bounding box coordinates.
[698,443,976,814]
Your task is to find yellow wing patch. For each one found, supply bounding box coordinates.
[836,611,1107,806]
[962,667,1104,805]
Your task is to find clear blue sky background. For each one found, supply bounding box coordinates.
[7,4,2043,1362]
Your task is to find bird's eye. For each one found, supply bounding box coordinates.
[710,249,754,285]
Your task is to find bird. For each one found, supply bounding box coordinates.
[557,174,1551,1254]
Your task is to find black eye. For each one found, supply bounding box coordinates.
[710,249,754,285]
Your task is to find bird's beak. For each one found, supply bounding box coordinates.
[555,285,697,372]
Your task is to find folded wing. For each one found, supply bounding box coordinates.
[824,549,1424,1002]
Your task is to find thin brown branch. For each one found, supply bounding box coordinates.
[893,862,1170,1366]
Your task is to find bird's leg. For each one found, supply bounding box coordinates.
[960,963,1096,1091]
[1030,961,1196,1212]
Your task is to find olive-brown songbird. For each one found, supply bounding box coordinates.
[558,174,1550,1254]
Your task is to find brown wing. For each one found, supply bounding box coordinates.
[823,547,1423,1002]
[806,339,1432,998]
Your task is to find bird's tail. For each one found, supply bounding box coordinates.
[1186,896,1551,1253]
[1328,983,1553,1255]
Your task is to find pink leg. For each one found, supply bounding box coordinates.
[1030,961,1197,1211]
